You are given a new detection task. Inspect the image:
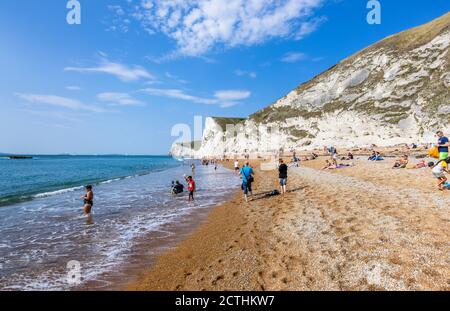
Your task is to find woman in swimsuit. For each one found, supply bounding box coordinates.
[81,185,94,215]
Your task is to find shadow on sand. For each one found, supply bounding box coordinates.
[249,186,307,202]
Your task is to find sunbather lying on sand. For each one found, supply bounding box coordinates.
[336,163,354,169]
[322,160,354,170]
[341,152,354,161]
[393,155,409,169]
[368,151,384,161]
[407,160,426,169]
[322,160,335,170]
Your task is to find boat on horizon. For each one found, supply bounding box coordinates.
[9,155,33,160]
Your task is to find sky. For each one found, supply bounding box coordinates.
[0,0,448,155]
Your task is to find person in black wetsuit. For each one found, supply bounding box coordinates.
[81,185,94,215]
[171,180,184,195]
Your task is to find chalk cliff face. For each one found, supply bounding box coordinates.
[171,13,450,158]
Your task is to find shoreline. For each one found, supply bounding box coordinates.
[0,160,240,291]
[126,155,449,291]
[78,204,218,290]
[75,165,241,291]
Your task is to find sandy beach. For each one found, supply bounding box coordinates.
[128,153,449,291]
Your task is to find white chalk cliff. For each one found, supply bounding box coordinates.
[172,13,450,158]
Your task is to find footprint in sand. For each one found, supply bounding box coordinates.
[212,275,224,285]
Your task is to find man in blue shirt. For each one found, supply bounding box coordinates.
[437,131,449,160]
[239,162,254,202]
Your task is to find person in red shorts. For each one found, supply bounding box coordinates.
[185,175,196,201]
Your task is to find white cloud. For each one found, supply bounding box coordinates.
[141,88,216,105]
[125,0,325,56]
[106,5,131,33]
[280,51,307,63]
[141,87,250,108]
[15,93,105,113]
[108,5,125,16]
[219,101,240,108]
[294,16,327,39]
[214,90,251,101]
[235,69,257,78]
[66,85,82,91]
[97,92,144,106]
[64,59,154,82]
[165,72,188,84]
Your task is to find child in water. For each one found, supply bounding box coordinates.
[428,157,450,190]
[184,175,196,201]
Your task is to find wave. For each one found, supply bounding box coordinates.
[100,178,122,184]
[0,165,185,207]
[26,176,134,201]
[0,174,148,207]
[0,158,185,208]
[33,186,85,198]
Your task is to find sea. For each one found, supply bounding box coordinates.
[0,155,240,290]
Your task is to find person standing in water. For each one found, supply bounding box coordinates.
[191,163,196,176]
[185,175,196,201]
[81,185,94,215]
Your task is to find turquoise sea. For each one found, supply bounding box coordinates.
[0,155,240,290]
[0,155,179,206]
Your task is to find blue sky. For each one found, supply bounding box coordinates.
[0,0,448,155]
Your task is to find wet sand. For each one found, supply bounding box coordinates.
[78,206,214,290]
[127,156,449,291]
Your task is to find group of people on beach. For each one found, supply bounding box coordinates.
[234,158,289,203]
[172,175,196,201]
[171,159,223,201]
[323,131,450,191]
[79,131,450,216]
[428,130,450,190]
[320,147,355,170]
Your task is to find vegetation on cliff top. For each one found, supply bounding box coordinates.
[211,117,246,130]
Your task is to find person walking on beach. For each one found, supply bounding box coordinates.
[239,162,254,202]
[278,159,288,194]
[234,160,240,173]
[330,147,338,166]
[81,185,94,215]
[436,131,449,160]
[185,175,196,201]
